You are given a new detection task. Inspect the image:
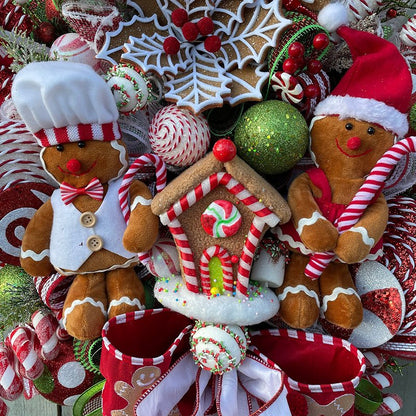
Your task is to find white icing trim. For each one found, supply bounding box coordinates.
[277,285,320,307]
[108,296,145,311]
[131,195,152,211]
[296,211,325,235]
[314,95,409,137]
[109,139,128,182]
[62,297,107,327]
[55,257,138,276]
[321,287,360,313]
[348,226,375,247]
[21,248,50,261]
[274,226,314,255]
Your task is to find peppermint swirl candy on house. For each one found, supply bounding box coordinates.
[148,104,211,168]
[400,15,416,48]
[106,64,153,115]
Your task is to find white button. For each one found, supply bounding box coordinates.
[80,212,96,228]
[86,235,103,252]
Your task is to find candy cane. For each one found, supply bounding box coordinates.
[0,344,23,401]
[305,137,416,279]
[31,310,60,361]
[8,327,44,380]
[119,153,166,265]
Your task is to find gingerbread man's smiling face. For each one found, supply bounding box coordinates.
[310,116,396,178]
[40,139,128,187]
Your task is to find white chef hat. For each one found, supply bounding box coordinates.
[12,61,121,147]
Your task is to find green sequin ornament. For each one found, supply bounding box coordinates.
[234,100,309,175]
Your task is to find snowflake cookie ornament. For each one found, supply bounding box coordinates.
[98,0,291,113]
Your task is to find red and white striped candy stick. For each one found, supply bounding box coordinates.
[7,327,44,380]
[305,137,416,279]
[31,310,60,361]
[119,153,166,265]
[0,344,23,401]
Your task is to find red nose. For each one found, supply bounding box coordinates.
[66,159,82,173]
[346,136,361,150]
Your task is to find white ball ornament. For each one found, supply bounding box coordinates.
[49,33,102,72]
[106,64,152,114]
[148,105,211,168]
[146,238,181,278]
[190,322,248,374]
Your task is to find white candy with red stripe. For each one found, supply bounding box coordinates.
[400,15,416,47]
[8,327,44,380]
[305,136,416,279]
[342,0,383,22]
[31,310,60,361]
[0,344,23,401]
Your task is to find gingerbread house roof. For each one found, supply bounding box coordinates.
[151,151,291,224]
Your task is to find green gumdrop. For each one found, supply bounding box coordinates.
[234,100,309,175]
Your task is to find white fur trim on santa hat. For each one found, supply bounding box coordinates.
[318,3,349,33]
[314,94,409,137]
[12,61,119,134]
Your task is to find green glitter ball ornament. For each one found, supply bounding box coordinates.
[234,100,309,175]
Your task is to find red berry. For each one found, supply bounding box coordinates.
[282,58,298,74]
[163,37,180,55]
[288,42,305,58]
[304,84,320,98]
[282,0,301,11]
[213,139,237,162]
[197,17,214,36]
[307,59,322,74]
[204,35,221,53]
[313,33,330,50]
[182,21,199,41]
[35,22,56,44]
[387,8,397,18]
[231,255,239,264]
[171,8,188,27]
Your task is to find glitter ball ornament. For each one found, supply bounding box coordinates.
[148,105,211,168]
[190,322,248,374]
[234,100,308,175]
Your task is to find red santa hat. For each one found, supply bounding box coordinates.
[12,61,121,147]
[314,14,412,138]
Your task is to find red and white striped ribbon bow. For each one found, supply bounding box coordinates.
[60,177,104,205]
[305,136,416,279]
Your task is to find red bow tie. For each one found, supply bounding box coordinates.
[60,177,104,205]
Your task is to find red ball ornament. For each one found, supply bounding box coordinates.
[182,21,199,41]
[231,255,239,264]
[282,0,301,11]
[204,35,221,53]
[213,139,237,162]
[35,22,56,45]
[171,8,189,27]
[163,36,180,55]
[304,84,319,98]
[197,17,214,36]
[306,59,322,74]
[288,42,305,58]
[282,58,298,74]
[312,33,330,50]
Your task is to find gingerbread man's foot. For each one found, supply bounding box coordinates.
[276,253,320,329]
[63,273,108,340]
[320,263,363,329]
[106,267,146,319]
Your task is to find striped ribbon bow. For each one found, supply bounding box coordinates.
[60,177,104,205]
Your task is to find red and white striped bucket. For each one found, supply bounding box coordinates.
[250,329,365,416]
[100,308,193,416]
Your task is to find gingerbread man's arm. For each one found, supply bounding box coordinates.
[122,180,159,253]
[288,173,338,252]
[335,193,388,263]
[20,200,55,277]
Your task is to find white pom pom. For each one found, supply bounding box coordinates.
[318,3,349,33]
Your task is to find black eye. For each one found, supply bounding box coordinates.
[56,144,64,152]
[367,126,375,135]
[78,141,86,148]
[345,123,353,130]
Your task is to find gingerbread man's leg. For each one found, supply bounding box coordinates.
[63,272,107,340]
[106,267,146,319]
[276,252,320,329]
[319,262,363,329]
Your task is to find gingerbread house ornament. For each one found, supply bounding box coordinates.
[151,139,291,325]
